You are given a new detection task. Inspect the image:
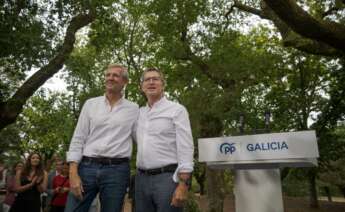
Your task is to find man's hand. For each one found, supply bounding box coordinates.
[171,183,188,207]
[69,162,84,200]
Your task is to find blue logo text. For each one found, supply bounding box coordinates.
[220,143,236,154]
[247,141,289,152]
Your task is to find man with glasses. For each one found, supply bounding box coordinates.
[135,68,194,212]
[65,64,139,212]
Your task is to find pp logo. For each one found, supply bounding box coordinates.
[220,143,236,155]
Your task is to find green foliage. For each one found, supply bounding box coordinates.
[0,124,22,158]
[283,170,310,196]
[2,0,345,205]
[183,192,202,212]
[0,1,56,100]
[17,90,76,162]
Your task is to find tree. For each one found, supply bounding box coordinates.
[0,125,21,157]
[231,0,345,57]
[0,1,101,131]
[16,90,76,164]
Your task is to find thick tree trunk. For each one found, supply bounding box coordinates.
[308,170,319,208]
[206,167,226,212]
[195,174,205,195]
[232,0,344,56]
[263,0,345,53]
[280,167,290,181]
[324,186,332,202]
[193,162,206,195]
[199,180,205,195]
[339,186,345,198]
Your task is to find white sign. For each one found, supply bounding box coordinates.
[198,130,319,168]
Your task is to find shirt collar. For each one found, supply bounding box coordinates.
[147,96,167,109]
[103,95,125,106]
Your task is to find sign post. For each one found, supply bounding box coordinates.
[198,130,319,212]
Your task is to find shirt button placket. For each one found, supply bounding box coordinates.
[142,117,149,168]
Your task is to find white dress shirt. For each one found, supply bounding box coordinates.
[136,97,194,182]
[67,96,139,163]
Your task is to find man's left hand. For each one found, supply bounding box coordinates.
[171,183,188,207]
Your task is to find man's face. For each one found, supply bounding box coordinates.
[141,71,164,99]
[105,67,128,92]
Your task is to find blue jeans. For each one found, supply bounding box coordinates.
[135,172,183,212]
[65,161,130,212]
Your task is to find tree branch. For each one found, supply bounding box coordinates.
[232,0,343,57]
[0,12,96,131]
[229,0,268,19]
[176,30,236,90]
[263,0,345,54]
[322,6,340,18]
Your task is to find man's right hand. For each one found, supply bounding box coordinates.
[69,162,84,200]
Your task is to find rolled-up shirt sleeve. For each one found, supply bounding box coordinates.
[172,106,194,182]
[66,100,90,163]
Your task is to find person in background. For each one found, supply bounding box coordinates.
[44,158,63,212]
[0,159,8,192]
[135,68,194,212]
[0,159,8,212]
[10,153,48,212]
[50,162,69,212]
[2,162,24,212]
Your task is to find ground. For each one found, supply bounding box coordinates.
[1,194,344,211]
[123,195,345,212]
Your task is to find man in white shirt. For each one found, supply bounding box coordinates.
[135,68,194,212]
[65,64,139,212]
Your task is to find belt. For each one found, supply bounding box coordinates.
[81,156,129,165]
[138,164,178,175]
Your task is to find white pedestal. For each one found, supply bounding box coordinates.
[198,131,319,212]
[234,169,283,212]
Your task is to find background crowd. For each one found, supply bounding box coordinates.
[0,156,101,212]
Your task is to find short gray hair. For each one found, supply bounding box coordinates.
[106,64,129,81]
[140,67,165,85]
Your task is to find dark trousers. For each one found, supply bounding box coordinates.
[135,172,183,212]
[65,161,130,212]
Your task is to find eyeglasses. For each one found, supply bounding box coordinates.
[143,77,161,83]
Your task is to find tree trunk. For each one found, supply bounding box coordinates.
[193,163,206,195]
[206,167,226,212]
[0,12,95,132]
[339,186,345,198]
[324,186,332,202]
[308,170,319,208]
[196,175,205,195]
[263,0,345,53]
[199,180,205,195]
[280,167,290,181]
